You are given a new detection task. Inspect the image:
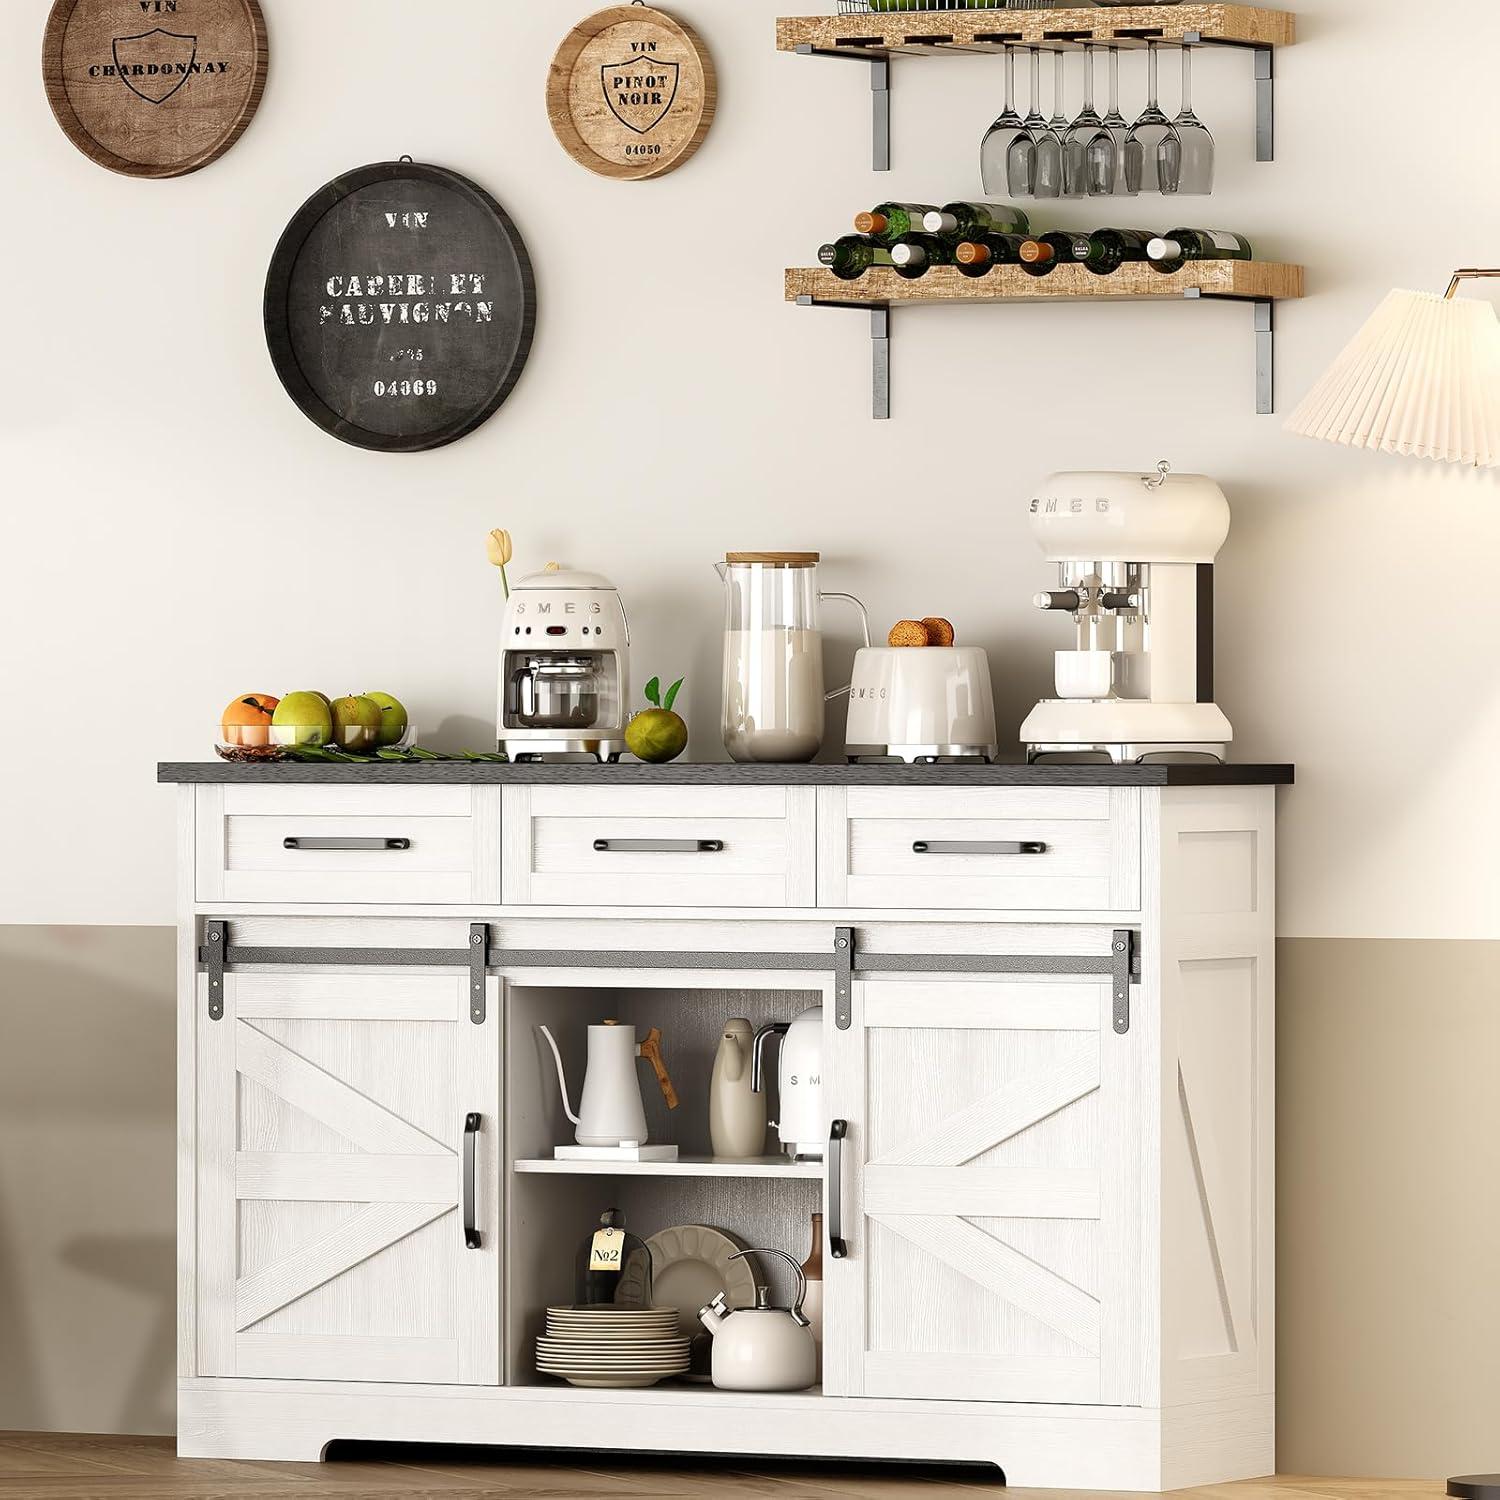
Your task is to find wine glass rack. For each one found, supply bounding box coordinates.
[785,261,1304,420]
[776,4,1295,171]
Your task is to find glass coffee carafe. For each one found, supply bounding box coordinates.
[715,553,870,764]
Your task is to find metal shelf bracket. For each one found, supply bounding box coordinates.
[795,294,892,419]
[1182,289,1275,414]
[795,43,890,170]
[1182,31,1274,161]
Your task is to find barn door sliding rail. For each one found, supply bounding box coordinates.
[199,921,1140,1033]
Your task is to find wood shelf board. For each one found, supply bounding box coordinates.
[777,5,1294,55]
[785,260,1305,305]
[513,1156,824,1180]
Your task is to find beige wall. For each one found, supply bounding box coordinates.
[4,0,1500,1476]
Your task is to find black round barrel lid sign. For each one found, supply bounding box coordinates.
[264,160,536,452]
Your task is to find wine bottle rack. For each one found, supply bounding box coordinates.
[785,259,1305,419]
[777,5,1295,171]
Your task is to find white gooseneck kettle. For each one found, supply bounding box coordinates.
[540,1021,678,1148]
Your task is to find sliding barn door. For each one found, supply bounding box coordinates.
[195,968,499,1384]
[825,974,1144,1406]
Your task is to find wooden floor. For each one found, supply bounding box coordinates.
[0,1436,1447,1500]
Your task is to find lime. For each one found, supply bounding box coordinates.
[625,708,688,764]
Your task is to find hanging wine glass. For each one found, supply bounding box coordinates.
[981,46,1030,197]
[1124,40,1180,194]
[1006,47,1046,197]
[1169,44,1215,193]
[1035,48,1067,198]
[1097,45,1134,196]
[1063,45,1107,198]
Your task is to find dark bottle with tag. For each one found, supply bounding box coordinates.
[574,1208,653,1308]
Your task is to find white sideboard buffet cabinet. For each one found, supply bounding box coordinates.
[160,759,1291,1491]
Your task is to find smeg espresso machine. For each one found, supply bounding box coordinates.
[1020,464,1234,763]
[498,566,630,761]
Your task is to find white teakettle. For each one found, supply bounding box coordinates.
[751,1007,824,1162]
[540,1021,677,1147]
[698,1247,817,1392]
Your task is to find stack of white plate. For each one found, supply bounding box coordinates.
[537,1306,690,1389]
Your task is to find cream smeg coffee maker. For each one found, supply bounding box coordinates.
[498,566,630,761]
[1020,463,1234,763]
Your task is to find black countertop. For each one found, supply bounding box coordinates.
[159,761,1293,787]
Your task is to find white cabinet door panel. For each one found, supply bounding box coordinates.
[826,974,1144,1407]
[195,968,500,1385]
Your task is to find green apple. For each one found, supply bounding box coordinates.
[271,691,334,747]
[330,695,384,753]
[363,691,409,747]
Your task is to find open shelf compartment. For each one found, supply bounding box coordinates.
[778,4,1293,170]
[504,979,829,1391]
[786,260,1305,419]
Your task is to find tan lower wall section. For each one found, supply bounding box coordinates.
[1276,935,1500,1480]
[2,925,1496,1477]
[0,924,176,1438]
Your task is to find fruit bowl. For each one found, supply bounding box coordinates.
[214,736,287,763]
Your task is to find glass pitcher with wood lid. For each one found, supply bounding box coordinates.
[715,553,870,764]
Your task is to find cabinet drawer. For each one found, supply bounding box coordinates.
[502,785,816,907]
[195,785,500,904]
[819,786,1140,911]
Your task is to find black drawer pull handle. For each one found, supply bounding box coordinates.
[463,1113,482,1250]
[829,1119,849,1260]
[592,839,725,853]
[283,837,411,851]
[911,840,1047,856]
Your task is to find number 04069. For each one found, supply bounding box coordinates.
[373,378,439,397]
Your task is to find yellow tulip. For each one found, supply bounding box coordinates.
[486,529,513,598]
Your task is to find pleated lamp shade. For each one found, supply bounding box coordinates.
[1286,289,1500,467]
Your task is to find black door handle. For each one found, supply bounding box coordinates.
[463,1113,481,1249]
[828,1119,849,1259]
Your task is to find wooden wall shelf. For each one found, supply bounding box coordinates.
[785,260,1306,419]
[778,4,1293,169]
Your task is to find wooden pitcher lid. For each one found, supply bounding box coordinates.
[725,552,820,567]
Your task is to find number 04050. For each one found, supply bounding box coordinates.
[373,378,438,397]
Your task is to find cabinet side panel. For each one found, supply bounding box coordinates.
[177,785,198,1380]
[1158,786,1276,1414]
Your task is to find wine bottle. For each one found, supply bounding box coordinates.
[1070,229,1156,276]
[819,235,895,281]
[922,201,1031,240]
[888,232,955,280]
[853,202,940,244]
[1016,232,1076,279]
[1145,228,1253,274]
[954,232,1030,278]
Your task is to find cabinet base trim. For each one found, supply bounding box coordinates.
[177,1383,1272,1492]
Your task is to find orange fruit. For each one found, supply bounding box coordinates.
[221,694,280,748]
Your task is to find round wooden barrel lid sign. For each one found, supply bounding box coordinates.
[263,161,537,454]
[548,4,716,181]
[42,0,267,178]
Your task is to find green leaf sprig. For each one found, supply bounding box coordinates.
[644,676,684,713]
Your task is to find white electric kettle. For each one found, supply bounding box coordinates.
[540,1021,677,1147]
[751,1007,824,1161]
